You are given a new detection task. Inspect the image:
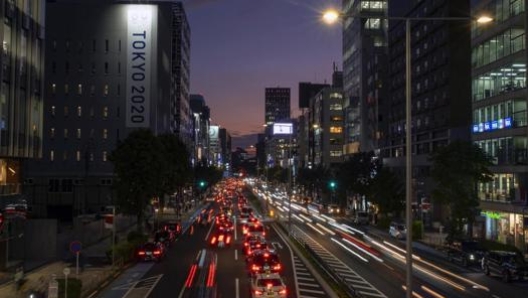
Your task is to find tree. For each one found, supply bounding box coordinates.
[370,167,405,216]
[194,164,223,192]
[109,129,163,232]
[337,151,381,205]
[156,134,192,210]
[430,140,493,238]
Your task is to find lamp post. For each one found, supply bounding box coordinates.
[322,9,492,298]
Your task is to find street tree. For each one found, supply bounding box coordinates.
[430,140,493,238]
[156,134,192,211]
[370,167,405,216]
[109,129,163,232]
[337,151,381,206]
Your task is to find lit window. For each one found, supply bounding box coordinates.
[330,126,343,133]
[103,129,108,139]
[51,106,56,116]
[104,84,109,96]
[103,106,108,118]
[77,128,81,139]
[90,153,94,161]
[103,151,107,161]
[77,84,82,95]
[77,106,82,117]
[50,128,55,138]
[50,150,54,161]
[64,128,68,138]
[76,151,81,161]
[52,83,56,94]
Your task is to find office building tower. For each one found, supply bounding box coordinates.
[471,0,527,250]
[25,0,191,220]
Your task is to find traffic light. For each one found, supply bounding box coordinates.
[329,181,336,189]
[199,180,206,188]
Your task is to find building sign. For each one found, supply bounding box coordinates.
[481,211,502,219]
[209,126,219,141]
[272,123,293,135]
[473,117,512,133]
[126,5,154,128]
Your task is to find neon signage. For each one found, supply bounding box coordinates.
[473,117,512,133]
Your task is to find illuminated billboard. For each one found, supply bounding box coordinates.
[272,123,293,135]
[126,5,155,128]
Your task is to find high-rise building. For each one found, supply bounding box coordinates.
[25,0,191,220]
[190,94,210,166]
[385,0,472,225]
[264,87,291,168]
[0,1,45,202]
[265,87,291,127]
[471,0,527,250]
[342,0,389,155]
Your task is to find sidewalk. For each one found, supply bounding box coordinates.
[0,201,207,298]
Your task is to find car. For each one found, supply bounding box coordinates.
[445,239,486,267]
[243,235,268,256]
[353,211,370,225]
[250,273,287,298]
[154,230,173,247]
[239,213,251,224]
[327,204,341,215]
[389,222,407,239]
[482,250,528,282]
[136,242,165,262]
[246,250,282,276]
[216,217,234,234]
[162,221,182,238]
[244,222,266,237]
[210,231,233,248]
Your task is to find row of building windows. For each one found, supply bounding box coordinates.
[472,28,524,68]
[49,150,108,162]
[472,62,526,101]
[51,83,115,96]
[473,99,525,125]
[48,178,113,193]
[51,105,110,118]
[50,128,109,139]
[51,61,121,75]
[476,136,528,166]
[52,39,122,54]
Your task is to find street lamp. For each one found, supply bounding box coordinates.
[322,8,492,298]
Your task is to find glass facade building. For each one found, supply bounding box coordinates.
[471,0,528,252]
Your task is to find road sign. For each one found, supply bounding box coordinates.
[69,240,82,253]
[63,267,70,276]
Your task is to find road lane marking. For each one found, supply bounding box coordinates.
[235,278,239,298]
[271,224,301,298]
[205,218,215,241]
[235,249,238,260]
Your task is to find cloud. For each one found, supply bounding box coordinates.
[232,133,258,149]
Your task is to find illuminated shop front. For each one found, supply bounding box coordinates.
[482,210,527,252]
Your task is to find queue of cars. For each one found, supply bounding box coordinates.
[136,220,182,262]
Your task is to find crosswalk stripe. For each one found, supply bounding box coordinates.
[297,282,321,288]
[300,288,326,294]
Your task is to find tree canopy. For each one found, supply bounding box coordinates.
[429,140,493,238]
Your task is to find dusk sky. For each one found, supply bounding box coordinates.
[185,0,342,148]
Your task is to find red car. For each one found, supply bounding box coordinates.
[242,235,267,256]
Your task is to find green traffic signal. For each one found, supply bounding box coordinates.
[199,181,206,187]
[329,181,336,189]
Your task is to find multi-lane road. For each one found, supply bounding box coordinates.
[95,180,528,298]
[98,194,329,298]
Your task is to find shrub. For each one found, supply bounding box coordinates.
[58,278,82,298]
[376,216,392,230]
[412,220,423,240]
[127,230,148,245]
[480,239,522,255]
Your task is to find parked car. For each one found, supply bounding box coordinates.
[353,211,370,225]
[482,250,528,282]
[445,239,486,267]
[389,222,407,239]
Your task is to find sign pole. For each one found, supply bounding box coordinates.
[76,252,79,277]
